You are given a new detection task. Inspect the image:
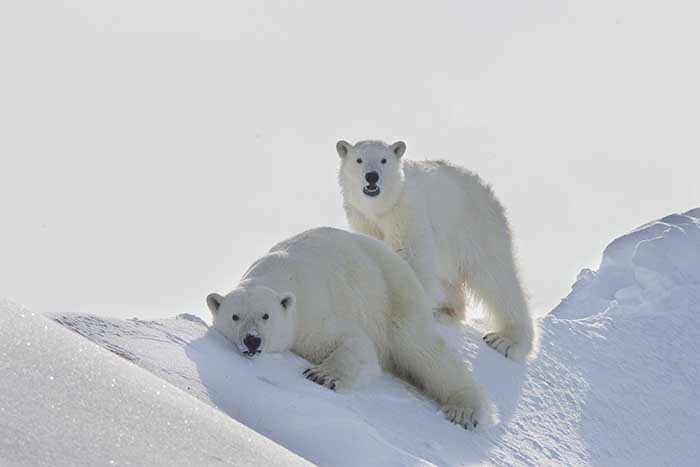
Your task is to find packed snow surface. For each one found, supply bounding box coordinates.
[4,208,699,466]
[0,300,310,467]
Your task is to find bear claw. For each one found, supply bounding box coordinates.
[443,405,480,430]
[303,367,338,391]
[483,332,517,360]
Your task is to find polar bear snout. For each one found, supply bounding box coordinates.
[365,171,379,185]
[243,334,262,353]
[363,171,381,197]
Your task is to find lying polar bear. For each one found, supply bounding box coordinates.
[336,140,535,360]
[207,227,492,429]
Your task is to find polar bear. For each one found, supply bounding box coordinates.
[336,140,534,360]
[206,227,493,429]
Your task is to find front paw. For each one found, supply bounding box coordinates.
[303,366,339,391]
[483,332,519,359]
[443,404,481,430]
[442,389,492,431]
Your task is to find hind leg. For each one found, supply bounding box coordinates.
[379,242,494,428]
[465,242,535,360]
[388,316,493,429]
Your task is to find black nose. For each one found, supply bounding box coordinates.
[365,171,379,185]
[243,334,261,351]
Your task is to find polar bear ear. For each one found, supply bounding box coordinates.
[279,293,296,311]
[336,140,352,159]
[390,141,406,158]
[206,293,224,316]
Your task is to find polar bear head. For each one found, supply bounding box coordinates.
[206,285,297,358]
[336,140,407,214]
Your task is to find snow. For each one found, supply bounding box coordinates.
[3,207,699,466]
[0,301,311,467]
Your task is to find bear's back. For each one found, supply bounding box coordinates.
[268,228,402,357]
[257,226,395,315]
[402,159,505,224]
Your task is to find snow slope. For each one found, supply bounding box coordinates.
[9,207,699,466]
[0,300,311,467]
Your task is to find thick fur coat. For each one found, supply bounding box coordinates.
[336,140,535,360]
[207,227,493,429]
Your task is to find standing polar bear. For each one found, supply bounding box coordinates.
[336,140,534,360]
[207,227,493,429]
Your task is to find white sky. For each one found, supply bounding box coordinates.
[2,1,699,321]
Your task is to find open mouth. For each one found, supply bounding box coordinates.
[238,343,262,358]
[363,185,381,197]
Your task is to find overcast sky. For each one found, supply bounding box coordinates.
[2,1,699,321]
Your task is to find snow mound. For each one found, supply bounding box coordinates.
[0,300,311,467]
[554,207,700,319]
[39,208,700,466]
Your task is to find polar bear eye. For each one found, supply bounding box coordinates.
[381,158,387,164]
[232,314,239,321]
[262,313,270,320]
[356,158,363,164]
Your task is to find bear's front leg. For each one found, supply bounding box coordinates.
[303,327,381,392]
[399,235,450,313]
[385,205,453,314]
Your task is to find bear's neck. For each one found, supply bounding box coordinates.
[355,179,407,222]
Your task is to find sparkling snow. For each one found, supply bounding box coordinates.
[0,302,310,467]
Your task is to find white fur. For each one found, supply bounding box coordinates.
[208,227,494,429]
[336,140,535,360]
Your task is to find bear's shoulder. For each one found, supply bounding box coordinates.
[403,159,485,187]
[404,158,472,174]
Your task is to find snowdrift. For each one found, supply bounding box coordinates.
[0,300,310,467]
[4,208,699,466]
